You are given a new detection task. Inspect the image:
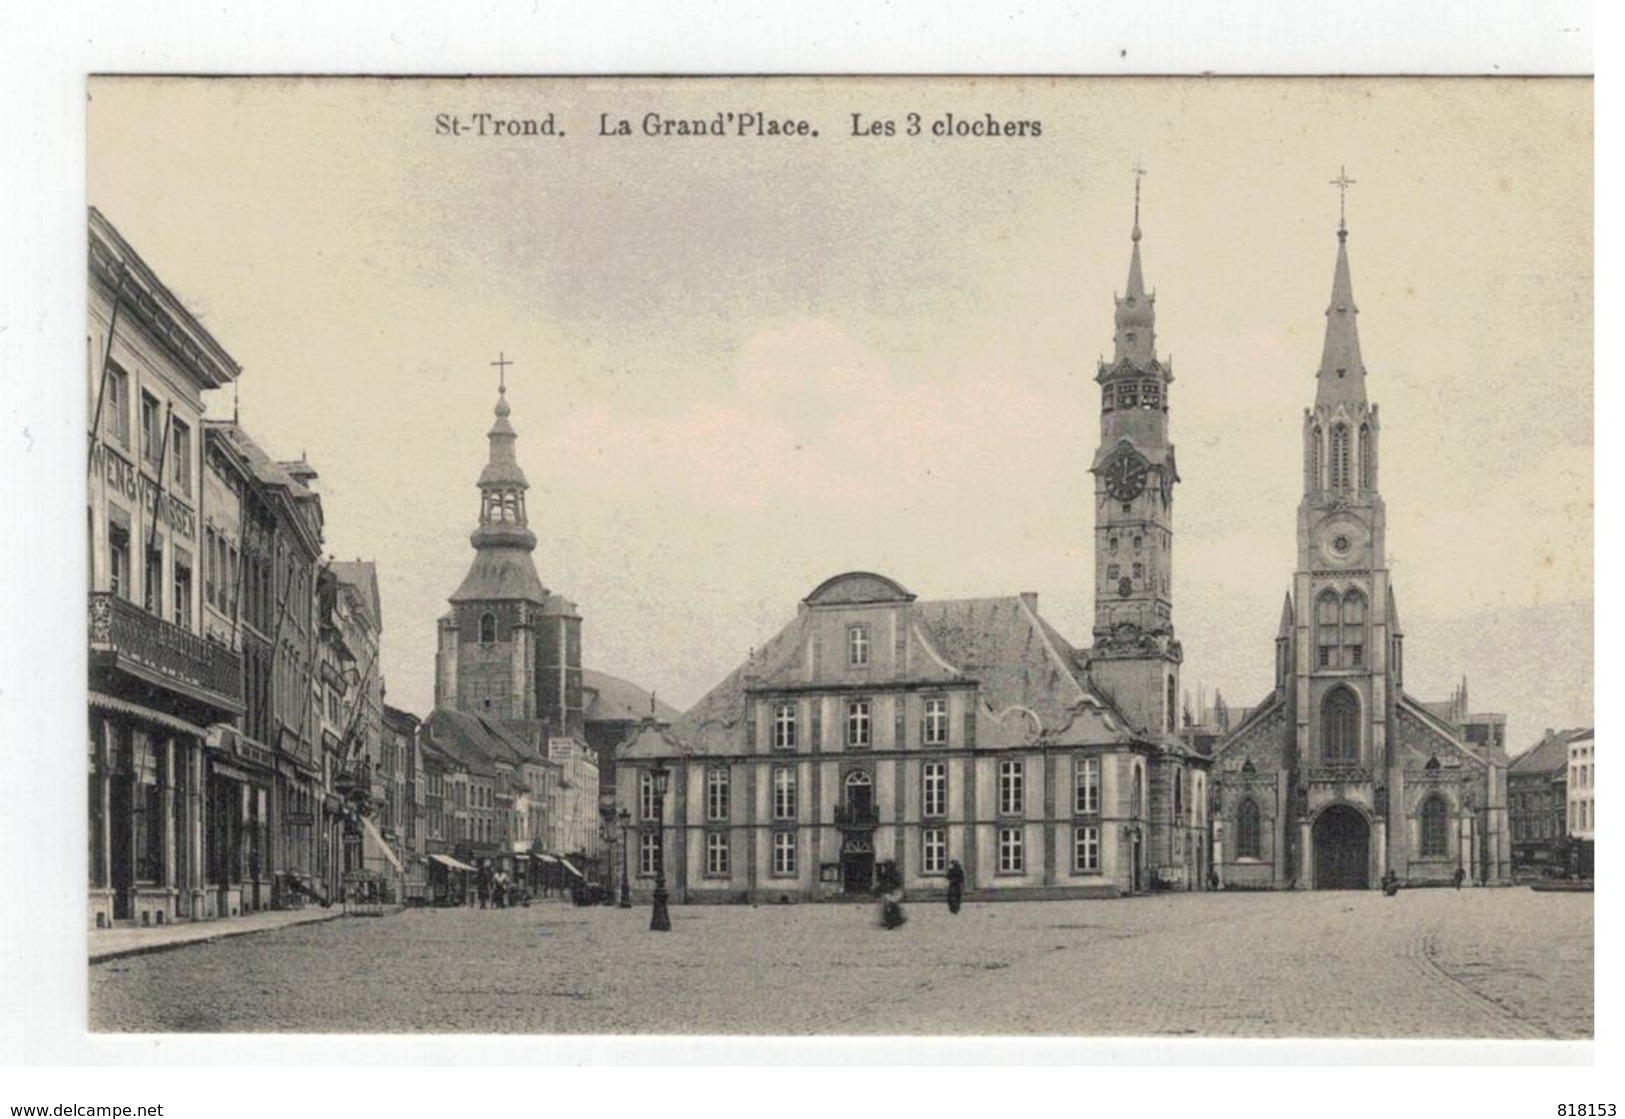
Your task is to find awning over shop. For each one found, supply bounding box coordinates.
[90,691,208,739]
[535,854,559,864]
[430,854,477,873]
[558,858,584,880]
[359,813,403,872]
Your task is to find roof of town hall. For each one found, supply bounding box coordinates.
[582,668,681,725]
[628,573,1142,757]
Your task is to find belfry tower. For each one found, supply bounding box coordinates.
[434,359,583,736]
[1088,172,1182,739]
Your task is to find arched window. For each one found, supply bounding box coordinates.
[479,612,496,644]
[1316,590,1340,668]
[844,769,873,818]
[1131,765,1144,820]
[1322,686,1360,765]
[1420,795,1449,858]
[1358,423,1373,490]
[1167,674,1178,731]
[1308,425,1323,492]
[1330,424,1351,490]
[1237,798,1261,859]
[1340,590,1367,668]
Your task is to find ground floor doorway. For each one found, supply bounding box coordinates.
[1313,804,1371,889]
[841,839,874,895]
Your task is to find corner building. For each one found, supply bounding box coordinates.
[615,205,1209,902]
[1211,216,1510,889]
[88,209,245,928]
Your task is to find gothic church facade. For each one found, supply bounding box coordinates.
[1210,217,1511,889]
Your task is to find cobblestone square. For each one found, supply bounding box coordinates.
[89,887,1591,1038]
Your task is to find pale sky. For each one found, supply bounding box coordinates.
[86,76,1592,751]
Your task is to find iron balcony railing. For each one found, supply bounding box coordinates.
[88,591,243,712]
[834,803,879,827]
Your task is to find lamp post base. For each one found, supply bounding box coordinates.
[618,885,632,909]
[650,886,671,931]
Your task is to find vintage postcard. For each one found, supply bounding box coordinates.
[82,75,1591,1041]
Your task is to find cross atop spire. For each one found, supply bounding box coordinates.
[491,351,512,392]
[1330,165,1356,239]
[1131,160,1148,242]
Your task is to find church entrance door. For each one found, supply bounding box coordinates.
[1312,804,1370,890]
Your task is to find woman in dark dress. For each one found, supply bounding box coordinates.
[946,860,965,915]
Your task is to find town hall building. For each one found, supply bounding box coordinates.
[1210,201,1511,890]
[615,194,1210,902]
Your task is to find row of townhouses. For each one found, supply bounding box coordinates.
[86,209,620,928]
[1506,725,1596,878]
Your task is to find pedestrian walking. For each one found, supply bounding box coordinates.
[875,862,907,930]
[945,860,964,915]
[1453,866,1465,891]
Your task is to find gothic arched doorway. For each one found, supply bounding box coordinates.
[1312,804,1370,890]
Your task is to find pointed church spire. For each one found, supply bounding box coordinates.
[1277,591,1295,639]
[1316,169,1367,407]
[1113,163,1156,369]
[451,356,547,603]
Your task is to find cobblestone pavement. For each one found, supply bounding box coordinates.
[88,887,1591,1037]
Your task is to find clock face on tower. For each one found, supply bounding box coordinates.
[1103,447,1151,502]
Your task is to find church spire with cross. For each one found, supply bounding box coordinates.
[450,353,547,604]
[1317,167,1368,408]
[1089,163,1183,742]
[1114,160,1156,369]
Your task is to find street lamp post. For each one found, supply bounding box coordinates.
[649,763,671,932]
[617,807,632,908]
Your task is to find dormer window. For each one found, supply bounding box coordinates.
[848,624,870,667]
